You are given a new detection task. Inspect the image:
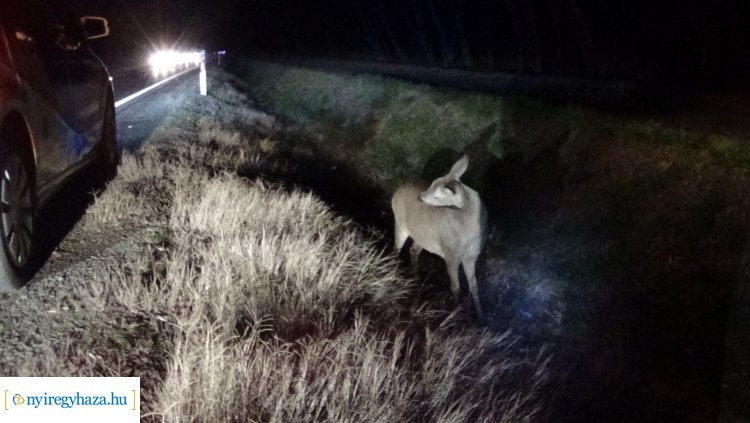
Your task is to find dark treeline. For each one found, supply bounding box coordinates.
[69,0,750,88]
[228,0,750,88]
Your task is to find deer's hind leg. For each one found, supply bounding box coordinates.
[446,257,462,304]
[462,256,484,320]
[409,243,423,268]
[394,221,409,252]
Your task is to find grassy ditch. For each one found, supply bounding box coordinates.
[237,61,568,192]
[10,71,549,422]
[232,59,750,422]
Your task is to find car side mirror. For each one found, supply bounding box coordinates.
[80,16,110,40]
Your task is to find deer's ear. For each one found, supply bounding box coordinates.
[450,155,469,179]
[445,180,460,194]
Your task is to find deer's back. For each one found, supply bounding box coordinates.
[392,183,484,258]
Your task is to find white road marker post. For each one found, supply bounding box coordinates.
[199,50,207,96]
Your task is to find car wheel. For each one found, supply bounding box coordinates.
[0,150,34,290]
[96,96,119,182]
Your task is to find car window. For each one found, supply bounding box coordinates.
[49,0,87,49]
[7,0,84,53]
[7,0,45,40]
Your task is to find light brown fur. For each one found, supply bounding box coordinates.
[391,156,488,318]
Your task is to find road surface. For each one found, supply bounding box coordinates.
[115,67,200,151]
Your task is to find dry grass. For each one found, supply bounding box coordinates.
[16,69,550,422]
[154,312,547,423]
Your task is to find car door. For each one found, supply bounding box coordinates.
[49,0,110,161]
[5,0,78,181]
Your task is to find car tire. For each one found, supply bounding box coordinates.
[0,147,35,290]
[96,94,119,183]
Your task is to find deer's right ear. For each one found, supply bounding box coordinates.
[450,155,469,179]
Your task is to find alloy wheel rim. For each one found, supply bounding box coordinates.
[0,155,33,269]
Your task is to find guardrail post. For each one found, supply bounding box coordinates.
[199,50,207,96]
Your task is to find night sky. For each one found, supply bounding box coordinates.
[75,0,750,88]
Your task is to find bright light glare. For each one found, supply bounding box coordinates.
[148,50,202,77]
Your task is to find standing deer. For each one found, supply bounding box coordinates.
[391,155,488,319]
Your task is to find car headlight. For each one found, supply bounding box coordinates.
[148,50,202,77]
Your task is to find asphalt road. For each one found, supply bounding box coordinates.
[115,67,200,151]
[111,68,153,103]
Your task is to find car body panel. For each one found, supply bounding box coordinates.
[0,0,113,209]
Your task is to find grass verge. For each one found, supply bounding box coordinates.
[9,70,549,422]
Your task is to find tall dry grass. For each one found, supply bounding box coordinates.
[85,162,549,421]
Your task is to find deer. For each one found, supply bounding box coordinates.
[391,155,488,319]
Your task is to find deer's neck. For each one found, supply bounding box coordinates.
[452,187,479,212]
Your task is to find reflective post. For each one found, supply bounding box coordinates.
[199,50,207,96]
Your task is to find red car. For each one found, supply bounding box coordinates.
[0,0,117,289]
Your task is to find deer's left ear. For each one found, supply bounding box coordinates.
[450,155,469,179]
